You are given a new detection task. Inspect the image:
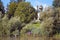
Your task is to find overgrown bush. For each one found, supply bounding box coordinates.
[7,16,21,35]
[52,34,60,40]
[40,7,60,37]
[0,14,22,36]
[0,14,9,36]
[21,22,43,36]
[40,17,54,36]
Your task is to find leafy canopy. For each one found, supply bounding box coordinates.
[14,2,36,23]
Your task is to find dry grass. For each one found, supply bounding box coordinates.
[0,34,60,40]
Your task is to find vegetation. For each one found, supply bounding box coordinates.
[7,2,17,19]
[53,0,60,7]
[0,0,60,40]
[21,22,41,35]
[14,2,36,23]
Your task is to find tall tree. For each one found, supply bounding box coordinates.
[10,0,18,3]
[7,0,26,19]
[0,0,5,14]
[7,2,17,19]
[0,0,5,18]
[10,0,25,3]
[53,0,60,7]
[14,2,36,23]
[18,0,25,2]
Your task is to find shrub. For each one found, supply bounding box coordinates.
[7,16,21,35]
[21,22,42,36]
[40,17,54,36]
[53,34,60,40]
[0,14,9,36]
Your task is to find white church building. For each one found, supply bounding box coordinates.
[35,5,53,22]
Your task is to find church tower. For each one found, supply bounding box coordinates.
[36,5,43,21]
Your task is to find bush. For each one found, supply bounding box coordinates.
[0,15,22,36]
[0,14,9,36]
[40,9,55,21]
[21,22,43,36]
[53,34,60,40]
[40,17,54,36]
[21,19,54,37]
[7,16,21,35]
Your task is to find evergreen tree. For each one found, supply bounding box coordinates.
[14,2,36,23]
[0,0,5,18]
[7,0,26,19]
[18,0,25,2]
[10,0,18,3]
[10,0,25,3]
[53,0,60,7]
[7,2,17,19]
[0,0,5,14]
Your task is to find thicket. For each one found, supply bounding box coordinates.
[0,0,60,40]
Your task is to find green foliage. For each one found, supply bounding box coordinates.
[8,16,21,30]
[0,2,36,36]
[12,29,19,35]
[21,20,54,36]
[40,17,54,36]
[0,14,9,36]
[40,8,56,36]
[7,2,17,16]
[21,23,42,35]
[53,34,60,40]
[0,20,2,36]
[0,14,21,36]
[14,2,36,23]
[0,12,3,20]
[53,0,60,7]
[53,7,60,33]
[10,0,25,3]
[0,0,5,15]
[40,7,60,36]
[40,9,55,21]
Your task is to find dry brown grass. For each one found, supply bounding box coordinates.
[0,34,60,40]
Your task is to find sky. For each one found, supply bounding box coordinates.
[1,0,53,9]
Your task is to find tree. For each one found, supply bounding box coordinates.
[18,0,25,2]
[7,16,22,36]
[10,0,17,3]
[0,0,5,15]
[7,2,17,19]
[40,7,60,37]
[53,0,60,7]
[10,0,25,3]
[40,9,55,37]
[14,2,36,23]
